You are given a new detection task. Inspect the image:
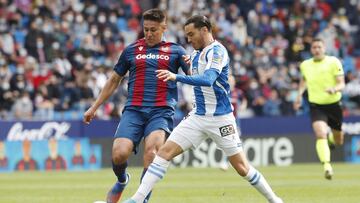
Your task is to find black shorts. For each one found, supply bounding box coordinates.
[309,102,343,131]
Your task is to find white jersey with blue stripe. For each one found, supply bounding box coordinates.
[190,40,233,116]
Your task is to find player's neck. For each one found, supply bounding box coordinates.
[313,55,325,62]
[203,37,215,48]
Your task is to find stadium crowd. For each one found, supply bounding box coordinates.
[0,0,360,120]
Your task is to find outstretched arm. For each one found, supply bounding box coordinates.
[156,69,219,87]
[83,71,123,124]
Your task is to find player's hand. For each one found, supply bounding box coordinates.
[293,98,302,111]
[325,87,336,94]
[156,70,176,82]
[182,55,191,66]
[83,107,96,124]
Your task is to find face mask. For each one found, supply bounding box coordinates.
[98,15,106,23]
[1,82,9,90]
[250,81,259,89]
[75,54,83,63]
[66,14,74,22]
[76,15,84,23]
[109,16,117,23]
[43,24,52,33]
[104,30,111,38]
[234,53,242,61]
[17,81,25,89]
[37,41,44,49]
[90,27,98,35]
[19,48,27,56]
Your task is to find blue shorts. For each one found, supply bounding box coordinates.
[114,106,174,153]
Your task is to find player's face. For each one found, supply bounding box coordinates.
[184,23,205,50]
[143,20,166,47]
[311,41,325,60]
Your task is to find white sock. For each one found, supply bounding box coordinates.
[244,166,278,201]
[131,155,170,203]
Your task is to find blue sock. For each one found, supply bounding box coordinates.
[112,161,128,183]
[141,168,152,203]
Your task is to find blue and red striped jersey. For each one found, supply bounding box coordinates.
[114,39,189,108]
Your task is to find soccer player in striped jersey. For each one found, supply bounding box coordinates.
[83,9,189,203]
[123,15,283,203]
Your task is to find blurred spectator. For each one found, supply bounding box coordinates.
[0,0,359,120]
[12,91,33,120]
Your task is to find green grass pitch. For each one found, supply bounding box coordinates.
[0,163,359,203]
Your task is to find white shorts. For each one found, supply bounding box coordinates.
[168,113,242,156]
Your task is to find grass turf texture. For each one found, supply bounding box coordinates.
[0,163,359,203]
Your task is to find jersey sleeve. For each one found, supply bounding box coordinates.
[299,61,306,80]
[204,45,227,73]
[176,69,219,87]
[177,45,190,74]
[332,57,344,76]
[113,47,130,76]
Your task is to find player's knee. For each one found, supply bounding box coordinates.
[143,148,156,165]
[112,147,131,164]
[335,138,343,145]
[235,164,248,177]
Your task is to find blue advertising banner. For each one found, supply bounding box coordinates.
[349,136,360,163]
[1,116,360,140]
[0,138,102,172]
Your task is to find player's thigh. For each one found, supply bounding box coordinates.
[326,103,343,131]
[144,107,174,138]
[114,109,145,153]
[206,114,243,157]
[168,114,206,152]
[309,104,328,138]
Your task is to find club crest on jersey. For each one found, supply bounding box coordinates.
[161,46,169,52]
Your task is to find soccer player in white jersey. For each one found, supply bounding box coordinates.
[123,15,283,203]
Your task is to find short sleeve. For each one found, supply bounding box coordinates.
[299,62,306,80]
[113,47,130,76]
[205,45,226,73]
[332,57,344,76]
[178,45,190,74]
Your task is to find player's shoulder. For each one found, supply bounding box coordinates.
[212,41,227,52]
[162,41,186,50]
[205,41,228,57]
[325,55,341,63]
[125,39,146,49]
[300,58,313,67]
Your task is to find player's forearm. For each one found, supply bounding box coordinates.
[296,80,306,102]
[334,80,345,92]
[175,69,218,86]
[330,75,345,93]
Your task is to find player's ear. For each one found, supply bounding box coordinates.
[161,23,167,31]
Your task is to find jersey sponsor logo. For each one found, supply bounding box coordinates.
[219,124,235,137]
[135,53,170,60]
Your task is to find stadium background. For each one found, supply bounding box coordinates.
[0,0,360,202]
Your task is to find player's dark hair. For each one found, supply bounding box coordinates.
[312,38,324,44]
[142,9,166,23]
[184,15,212,32]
